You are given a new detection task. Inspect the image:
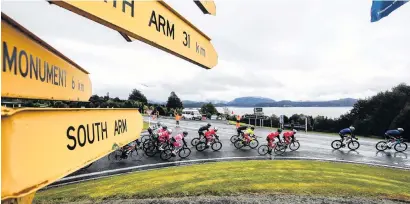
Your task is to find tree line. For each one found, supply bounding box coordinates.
[9,88,220,118]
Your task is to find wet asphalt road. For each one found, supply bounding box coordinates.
[69,117,409,177]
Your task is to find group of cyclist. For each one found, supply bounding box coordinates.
[338,126,405,149]
[119,120,405,160]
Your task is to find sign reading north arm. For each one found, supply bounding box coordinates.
[49,1,218,69]
[1,14,92,101]
[1,108,143,199]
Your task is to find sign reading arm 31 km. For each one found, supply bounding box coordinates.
[1,108,142,199]
[50,0,218,69]
[1,13,92,101]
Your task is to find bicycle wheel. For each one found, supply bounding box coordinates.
[179,147,191,158]
[249,140,259,149]
[289,141,300,151]
[394,143,407,152]
[348,140,360,150]
[211,141,222,151]
[331,140,342,150]
[234,140,245,149]
[196,142,207,152]
[140,135,150,143]
[230,135,239,143]
[160,149,173,161]
[258,145,269,155]
[274,143,286,155]
[375,141,388,151]
[144,144,158,157]
[108,150,122,161]
[191,138,200,146]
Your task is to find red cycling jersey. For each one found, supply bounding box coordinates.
[267,132,280,140]
[158,131,170,143]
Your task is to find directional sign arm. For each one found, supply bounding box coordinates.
[193,0,216,15]
[1,108,143,199]
[48,0,218,69]
[1,13,92,101]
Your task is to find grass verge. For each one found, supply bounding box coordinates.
[34,160,410,203]
[142,121,149,131]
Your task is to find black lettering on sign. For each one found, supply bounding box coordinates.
[114,119,127,136]
[18,50,28,77]
[148,11,175,40]
[29,55,39,80]
[101,122,108,139]
[104,0,134,18]
[196,42,206,57]
[2,41,71,89]
[66,122,108,150]
[66,126,76,150]
[183,31,190,48]
[2,41,17,75]
[78,125,87,147]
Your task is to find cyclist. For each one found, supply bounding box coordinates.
[243,126,255,144]
[266,128,283,151]
[237,125,248,136]
[283,129,297,144]
[339,126,356,145]
[198,123,211,140]
[385,128,404,140]
[171,131,188,156]
[158,128,172,151]
[204,127,218,146]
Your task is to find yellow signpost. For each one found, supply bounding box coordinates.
[49,0,218,69]
[1,13,92,101]
[194,0,217,15]
[1,108,143,200]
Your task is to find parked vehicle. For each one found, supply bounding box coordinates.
[182,109,202,120]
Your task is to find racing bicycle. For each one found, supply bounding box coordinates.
[331,135,360,150]
[160,137,191,160]
[108,141,141,161]
[233,135,259,149]
[196,134,223,152]
[376,136,407,152]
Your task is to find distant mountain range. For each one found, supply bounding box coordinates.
[179,97,357,108]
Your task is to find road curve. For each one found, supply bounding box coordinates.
[53,117,409,186]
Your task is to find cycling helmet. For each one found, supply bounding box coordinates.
[349,126,355,131]
[207,123,211,127]
[398,128,404,132]
[167,129,173,134]
[250,127,255,130]
[293,129,297,133]
[183,131,188,136]
[157,122,162,127]
[214,127,218,132]
[277,128,282,133]
[162,125,167,129]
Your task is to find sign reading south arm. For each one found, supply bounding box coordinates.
[50,0,218,69]
[1,14,92,101]
[1,108,143,199]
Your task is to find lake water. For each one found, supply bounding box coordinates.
[215,107,352,119]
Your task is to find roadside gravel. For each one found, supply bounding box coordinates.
[71,195,409,204]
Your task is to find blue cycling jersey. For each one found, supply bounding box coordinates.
[385,130,401,137]
[339,128,352,135]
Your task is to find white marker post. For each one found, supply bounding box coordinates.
[147,110,153,127]
[305,117,308,133]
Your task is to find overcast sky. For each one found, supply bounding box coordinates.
[2,0,410,102]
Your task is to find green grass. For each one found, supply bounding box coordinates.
[142,121,149,131]
[34,160,410,203]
